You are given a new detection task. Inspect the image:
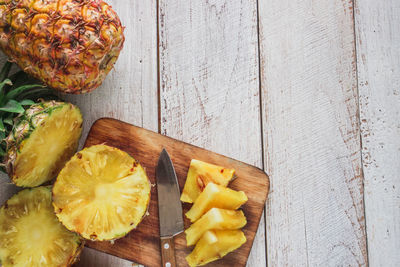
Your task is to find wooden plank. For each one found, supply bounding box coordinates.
[83,118,269,267]
[354,0,400,265]
[258,0,368,266]
[158,0,266,266]
[64,1,158,266]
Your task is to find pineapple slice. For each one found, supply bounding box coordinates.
[186,230,246,267]
[52,145,151,241]
[5,102,83,187]
[180,159,235,203]
[0,186,83,267]
[185,208,246,246]
[186,183,248,222]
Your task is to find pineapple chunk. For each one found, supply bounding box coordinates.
[181,159,235,203]
[52,145,151,241]
[185,208,246,246]
[0,186,83,267]
[186,230,246,267]
[186,182,248,222]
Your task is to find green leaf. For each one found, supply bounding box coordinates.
[0,119,4,132]
[3,116,13,126]
[20,99,35,106]
[0,79,13,103]
[6,84,44,101]
[0,62,12,82]
[0,100,25,114]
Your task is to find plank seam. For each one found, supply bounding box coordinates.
[352,0,370,265]
[255,0,268,266]
[156,0,161,134]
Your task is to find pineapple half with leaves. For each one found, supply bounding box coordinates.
[0,62,83,187]
[0,0,124,94]
[0,186,83,267]
[52,145,151,241]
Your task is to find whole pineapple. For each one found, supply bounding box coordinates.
[0,0,124,94]
[0,62,83,187]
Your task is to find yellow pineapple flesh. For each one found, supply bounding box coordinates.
[0,186,83,267]
[4,101,83,187]
[186,230,246,267]
[185,182,248,223]
[181,159,235,203]
[185,208,246,246]
[0,0,124,94]
[52,145,151,241]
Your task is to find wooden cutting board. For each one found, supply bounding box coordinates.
[83,118,270,267]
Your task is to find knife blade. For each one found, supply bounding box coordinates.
[156,148,184,267]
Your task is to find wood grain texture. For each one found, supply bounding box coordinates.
[258,0,368,266]
[83,118,269,267]
[355,0,400,265]
[158,1,266,266]
[65,1,158,266]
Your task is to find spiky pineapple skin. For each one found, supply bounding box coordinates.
[4,101,83,187]
[0,0,124,94]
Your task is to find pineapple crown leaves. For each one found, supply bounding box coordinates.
[0,61,58,157]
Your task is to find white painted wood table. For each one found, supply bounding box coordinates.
[0,0,399,266]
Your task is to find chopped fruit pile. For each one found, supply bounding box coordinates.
[181,159,235,203]
[52,145,151,241]
[0,186,83,267]
[181,160,248,266]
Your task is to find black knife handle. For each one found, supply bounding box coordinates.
[161,236,176,267]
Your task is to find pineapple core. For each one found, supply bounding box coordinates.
[52,145,151,241]
[185,208,247,246]
[185,182,248,222]
[180,159,235,203]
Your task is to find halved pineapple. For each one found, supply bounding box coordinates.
[186,183,248,222]
[52,145,151,241]
[185,208,246,246]
[4,101,83,187]
[0,186,83,267]
[180,159,235,203]
[186,230,246,267]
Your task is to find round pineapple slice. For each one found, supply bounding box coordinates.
[0,186,83,267]
[4,101,83,187]
[52,145,151,241]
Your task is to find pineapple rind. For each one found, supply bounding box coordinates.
[53,145,151,241]
[185,182,248,222]
[4,101,83,187]
[181,159,235,203]
[185,208,247,246]
[0,186,83,267]
[186,230,246,267]
[0,0,125,94]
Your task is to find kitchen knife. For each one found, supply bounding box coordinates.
[156,148,184,267]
